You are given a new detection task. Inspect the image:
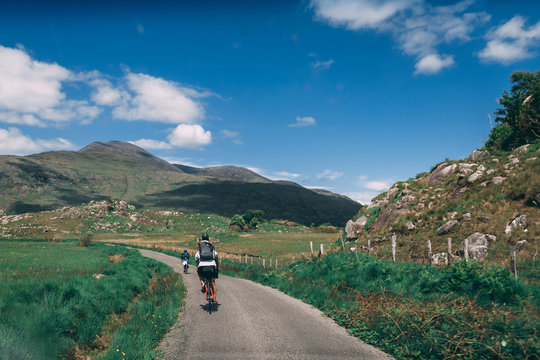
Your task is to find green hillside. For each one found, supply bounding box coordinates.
[0,141,361,226]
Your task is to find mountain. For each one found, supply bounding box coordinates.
[0,141,361,226]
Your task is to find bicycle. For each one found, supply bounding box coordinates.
[204,278,216,313]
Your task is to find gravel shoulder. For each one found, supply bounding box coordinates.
[138,249,393,360]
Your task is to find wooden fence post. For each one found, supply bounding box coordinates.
[367,239,371,252]
[511,251,518,278]
[310,241,314,257]
[340,237,345,252]
[319,244,324,257]
[427,240,432,265]
[245,254,248,265]
[251,256,253,265]
[263,259,266,268]
[464,238,469,262]
[392,235,396,262]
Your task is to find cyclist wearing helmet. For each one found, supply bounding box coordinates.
[181,249,190,272]
[195,233,219,301]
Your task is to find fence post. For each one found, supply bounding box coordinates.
[464,238,469,262]
[367,239,371,252]
[291,256,295,264]
[392,235,396,262]
[511,251,518,278]
[319,244,324,257]
[310,241,314,257]
[275,258,278,268]
[427,240,432,265]
[251,256,253,265]
[340,236,345,252]
[263,259,266,268]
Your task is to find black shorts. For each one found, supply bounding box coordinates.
[198,265,218,280]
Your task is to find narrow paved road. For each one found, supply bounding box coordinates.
[139,249,392,360]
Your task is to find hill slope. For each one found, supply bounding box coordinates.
[0,141,361,226]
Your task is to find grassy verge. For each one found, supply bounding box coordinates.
[0,241,184,360]
[220,252,539,359]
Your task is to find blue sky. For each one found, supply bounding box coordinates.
[0,0,539,204]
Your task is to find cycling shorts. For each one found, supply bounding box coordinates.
[198,265,218,279]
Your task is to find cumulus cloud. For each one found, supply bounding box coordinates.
[111,73,206,124]
[168,124,212,148]
[357,175,393,191]
[0,127,76,155]
[0,45,101,126]
[478,16,540,64]
[273,171,301,181]
[344,191,378,204]
[317,169,343,181]
[310,0,490,75]
[289,116,316,127]
[414,53,455,75]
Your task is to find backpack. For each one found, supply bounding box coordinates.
[199,241,214,261]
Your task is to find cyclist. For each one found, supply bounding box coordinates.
[195,233,219,302]
[181,249,190,272]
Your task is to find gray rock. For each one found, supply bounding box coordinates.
[477,216,491,223]
[463,213,472,221]
[386,188,399,201]
[431,253,448,266]
[436,220,458,235]
[370,201,408,230]
[460,163,477,170]
[492,176,506,184]
[477,165,486,172]
[117,200,128,211]
[406,221,416,230]
[449,186,468,199]
[470,149,490,160]
[486,169,495,175]
[459,168,474,176]
[505,214,528,236]
[492,158,499,163]
[456,233,496,261]
[0,209,4,216]
[345,220,363,239]
[355,216,368,226]
[428,163,458,187]
[448,211,458,219]
[509,157,520,165]
[468,171,483,182]
[513,144,530,153]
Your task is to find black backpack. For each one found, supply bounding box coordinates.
[199,241,214,261]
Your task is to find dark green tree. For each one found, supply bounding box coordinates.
[486,70,540,151]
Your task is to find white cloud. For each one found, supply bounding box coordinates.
[168,124,212,148]
[289,116,316,127]
[0,127,75,155]
[317,169,343,181]
[272,171,301,181]
[220,129,242,144]
[111,73,206,124]
[478,16,540,64]
[310,0,414,30]
[344,191,378,204]
[310,0,490,75]
[364,180,392,191]
[414,53,455,75]
[129,139,172,150]
[0,45,102,127]
[312,59,334,70]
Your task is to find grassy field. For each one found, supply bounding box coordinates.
[0,240,184,360]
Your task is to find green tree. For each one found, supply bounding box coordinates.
[486,70,540,151]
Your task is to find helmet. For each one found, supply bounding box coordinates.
[201,233,209,241]
[183,249,187,253]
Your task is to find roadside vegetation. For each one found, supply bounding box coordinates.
[221,251,539,359]
[0,240,184,360]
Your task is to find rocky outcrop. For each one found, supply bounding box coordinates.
[513,144,530,153]
[371,202,408,230]
[345,216,367,239]
[470,149,490,160]
[436,220,458,235]
[456,233,496,261]
[428,163,457,187]
[449,186,468,199]
[505,214,527,236]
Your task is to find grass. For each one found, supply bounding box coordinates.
[221,251,539,359]
[0,240,184,360]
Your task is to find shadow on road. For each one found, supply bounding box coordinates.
[200,302,221,314]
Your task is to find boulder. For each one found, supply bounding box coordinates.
[470,149,490,160]
[406,221,416,230]
[468,171,483,182]
[355,216,368,226]
[436,220,458,235]
[431,253,449,266]
[370,201,408,230]
[492,176,506,184]
[428,163,457,187]
[345,220,363,239]
[463,212,472,221]
[117,200,128,211]
[505,214,528,236]
[456,233,496,261]
[449,186,468,199]
[513,144,530,153]
[386,188,399,201]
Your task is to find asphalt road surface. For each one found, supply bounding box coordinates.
[139,249,393,360]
